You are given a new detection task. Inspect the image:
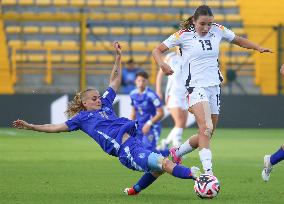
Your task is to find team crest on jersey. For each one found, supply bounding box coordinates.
[138,153,146,159]
[99,111,109,119]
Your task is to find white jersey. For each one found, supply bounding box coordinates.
[163,23,235,88]
[165,52,187,98]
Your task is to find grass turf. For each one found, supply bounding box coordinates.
[0,128,283,204]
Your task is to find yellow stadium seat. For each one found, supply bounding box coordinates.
[160,27,175,35]
[91,27,108,35]
[120,0,136,7]
[124,12,140,21]
[44,41,60,47]
[25,41,42,48]
[53,0,68,6]
[86,0,102,7]
[106,13,123,21]
[97,55,114,63]
[15,55,28,61]
[154,0,170,7]
[88,12,106,21]
[147,41,159,50]
[61,41,78,48]
[206,1,221,7]
[232,28,246,36]
[172,0,187,7]
[58,27,75,34]
[23,26,40,33]
[86,41,95,49]
[2,0,17,5]
[141,13,157,21]
[94,41,112,50]
[103,0,119,7]
[128,27,143,35]
[161,13,178,21]
[214,14,225,22]
[51,55,63,62]
[226,14,242,22]
[110,27,125,35]
[70,0,85,7]
[222,1,238,8]
[131,41,146,51]
[86,55,98,62]
[63,55,79,62]
[18,0,34,5]
[41,26,56,34]
[6,26,21,33]
[35,0,51,6]
[144,27,160,35]
[8,40,23,47]
[137,0,153,7]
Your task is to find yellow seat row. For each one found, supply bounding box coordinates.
[2,0,239,8]
[6,25,245,36]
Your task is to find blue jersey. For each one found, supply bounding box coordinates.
[130,87,162,128]
[65,87,137,157]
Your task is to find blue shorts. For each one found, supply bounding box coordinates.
[118,136,152,172]
[141,124,161,151]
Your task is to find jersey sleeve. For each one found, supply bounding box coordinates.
[163,30,183,48]
[101,87,116,108]
[65,114,81,131]
[149,91,163,108]
[220,25,235,42]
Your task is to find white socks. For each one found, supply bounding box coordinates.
[176,139,196,157]
[165,127,183,147]
[199,148,213,175]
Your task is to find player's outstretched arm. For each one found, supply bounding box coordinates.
[152,43,174,76]
[12,119,69,133]
[232,36,273,53]
[109,41,122,92]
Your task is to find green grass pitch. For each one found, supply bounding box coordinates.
[0,128,283,204]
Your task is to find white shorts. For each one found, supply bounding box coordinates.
[187,85,221,114]
[166,94,189,110]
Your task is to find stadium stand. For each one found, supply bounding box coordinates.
[0,0,265,94]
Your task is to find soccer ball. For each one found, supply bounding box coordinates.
[194,174,220,199]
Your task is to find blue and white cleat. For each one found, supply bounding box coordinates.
[262,155,273,182]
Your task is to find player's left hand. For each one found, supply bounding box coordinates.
[113,41,122,55]
[12,119,32,130]
[258,47,273,53]
[142,124,151,134]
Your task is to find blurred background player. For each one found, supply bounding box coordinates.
[12,42,200,196]
[121,58,144,94]
[129,71,165,154]
[262,65,284,182]
[152,5,273,175]
[156,47,189,151]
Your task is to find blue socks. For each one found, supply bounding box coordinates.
[133,172,157,193]
[172,165,193,179]
[270,146,284,165]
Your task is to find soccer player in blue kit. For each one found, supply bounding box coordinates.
[129,71,164,153]
[13,42,200,196]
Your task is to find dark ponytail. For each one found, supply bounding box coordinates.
[180,5,214,30]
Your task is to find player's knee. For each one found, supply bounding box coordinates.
[147,152,164,172]
[161,158,172,171]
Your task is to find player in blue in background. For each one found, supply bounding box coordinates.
[12,42,200,196]
[261,65,284,182]
[129,71,165,154]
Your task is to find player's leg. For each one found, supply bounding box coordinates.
[262,144,284,182]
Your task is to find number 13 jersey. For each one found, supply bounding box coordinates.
[163,23,235,88]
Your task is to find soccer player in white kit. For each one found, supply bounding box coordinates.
[156,47,189,148]
[152,5,273,175]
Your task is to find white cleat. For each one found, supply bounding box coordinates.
[191,166,201,180]
[262,155,273,182]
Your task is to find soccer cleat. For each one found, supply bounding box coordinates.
[123,187,139,196]
[262,155,273,182]
[191,166,201,180]
[169,147,182,164]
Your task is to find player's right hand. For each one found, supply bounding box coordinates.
[160,62,174,75]
[12,119,32,130]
